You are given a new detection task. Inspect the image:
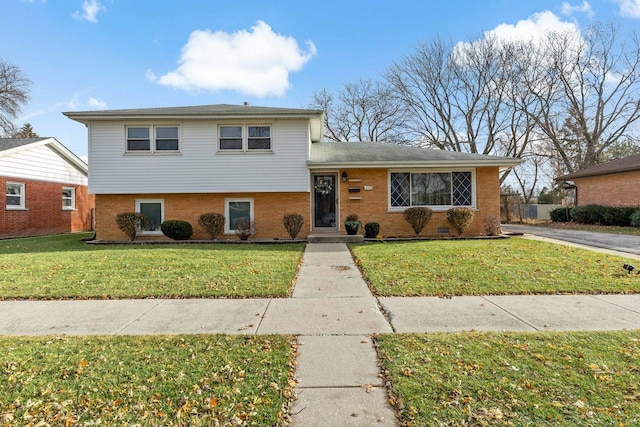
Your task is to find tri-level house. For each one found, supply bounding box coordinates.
[64,104,519,241]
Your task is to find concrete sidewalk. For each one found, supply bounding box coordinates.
[2,242,640,426]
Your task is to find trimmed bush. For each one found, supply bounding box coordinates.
[161,220,193,240]
[403,207,433,236]
[601,206,637,227]
[549,207,571,223]
[364,222,380,238]
[115,212,148,241]
[631,210,640,227]
[483,215,502,236]
[447,207,475,237]
[235,220,254,241]
[283,213,304,239]
[198,213,225,239]
[344,214,361,235]
[570,204,606,224]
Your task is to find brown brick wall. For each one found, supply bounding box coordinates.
[95,192,311,241]
[1,177,95,238]
[337,167,501,237]
[575,171,640,207]
[95,166,502,240]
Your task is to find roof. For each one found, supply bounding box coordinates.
[308,141,521,169]
[556,153,640,181]
[63,104,325,142]
[0,137,49,152]
[0,137,88,174]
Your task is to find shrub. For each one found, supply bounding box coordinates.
[631,210,640,227]
[447,207,475,237]
[345,213,360,222]
[161,220,193,240]
[198,213,225,239]
[403,207,433,236]
[483,214,502,236]
[549,207,571,223]
[601,206,637,227]
[283,213,304,239]
[235,220,254,241]
[364,222,380,238]
[570,204,606,224]
[115,212,148,241]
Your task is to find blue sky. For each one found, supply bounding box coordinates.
[2,0,639,158]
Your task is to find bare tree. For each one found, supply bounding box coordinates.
[385,35,537,182]
[522,23,640,173]
[310,79,409,143]
[0,59,31,137]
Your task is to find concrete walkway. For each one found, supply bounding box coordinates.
[2,242,640,426]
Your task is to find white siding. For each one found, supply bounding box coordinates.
[0,145,87,185]
[88,119,311,194]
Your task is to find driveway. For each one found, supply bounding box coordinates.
[502,224,640,256]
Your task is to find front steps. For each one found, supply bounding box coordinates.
[307,233,364,243]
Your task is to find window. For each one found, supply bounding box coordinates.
[62,187,76,210]
[126,126,179,152]
[135,199,164,234]
[6,182,25,209]
[225,198,253,234]
[390,171,473,208]
[219,125,271,152]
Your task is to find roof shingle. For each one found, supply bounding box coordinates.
[556,153,640,180]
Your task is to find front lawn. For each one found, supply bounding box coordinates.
[377,331,640,426]
[350,238,640,296]
[0,233,304,299]
[0,335,294,426]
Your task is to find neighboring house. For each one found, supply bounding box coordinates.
[556,154,640,207]
[64,104,520,241]
[1,137,94,238]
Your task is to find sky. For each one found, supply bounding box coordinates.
[1,0,639,159]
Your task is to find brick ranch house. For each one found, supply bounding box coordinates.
[556,153,640,207]
[1,137,94,238]
[63,104,520,241]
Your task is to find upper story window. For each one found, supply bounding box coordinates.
[390,171,473,209]
[6,182,25,210]
[62,187,76,210]
[218,125,271,152]
[126,126,179,153]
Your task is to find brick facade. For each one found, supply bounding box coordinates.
[337,167,500,237]
[1,177,95,238]
[95,166,501,241]
[573,171,640,207]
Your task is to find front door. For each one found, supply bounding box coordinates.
[313,174,337,230]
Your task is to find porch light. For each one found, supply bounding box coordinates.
[342,171,348,182]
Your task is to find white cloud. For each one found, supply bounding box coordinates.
[87,97,107,109]
[560,1,595,18]
[613,0,640,18]
[483,10,581,44]
[72,0,106,23]
[152,21,317,97]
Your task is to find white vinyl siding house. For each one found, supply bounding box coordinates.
[86,119,310,194]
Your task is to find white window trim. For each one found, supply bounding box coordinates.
[387,169,477,212]
[6,182,26,210]
[135,198,165,235]
[62,187,76,211]
[224,198,254,234]
[125,125,181,154]
[217,124,273,153]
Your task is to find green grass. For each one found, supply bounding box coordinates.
[350,238,640,296]
[377,331,640,426]
[0,233,304,299]
[0,335,294,426]
[539,222,640,236]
